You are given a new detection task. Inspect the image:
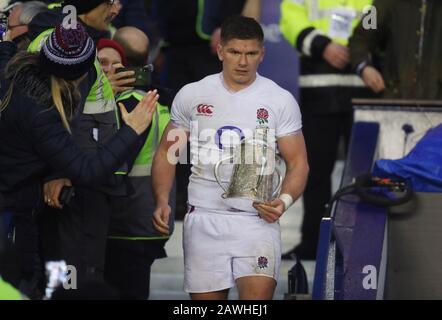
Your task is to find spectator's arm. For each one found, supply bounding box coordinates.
[349,0,392,73]
[29,108,140,187]
[28,90,158,187]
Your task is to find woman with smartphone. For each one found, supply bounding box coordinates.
[0,23,158,298]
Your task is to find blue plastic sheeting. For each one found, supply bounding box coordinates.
[373,124,442,192]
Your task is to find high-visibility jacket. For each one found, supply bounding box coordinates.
[108,89,174,240]
[0,277,22,300]
[118,90,170,178]
[28,29,118,120]
[280,0,372,90]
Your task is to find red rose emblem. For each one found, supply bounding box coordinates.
[257,256,269,269]
[257,108,269,119]
[256,108,269,124]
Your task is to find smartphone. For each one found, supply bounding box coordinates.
[115,64,153,87]
[59,186,75,205]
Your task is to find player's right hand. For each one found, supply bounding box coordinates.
[152,204,171,235]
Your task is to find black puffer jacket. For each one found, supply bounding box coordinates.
[0,43,139,213]
[0,41,16,80]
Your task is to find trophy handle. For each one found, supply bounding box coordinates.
[272,166,283,199]
[214,156,234,194]
[254,156,267,194]
[272,154,284,198]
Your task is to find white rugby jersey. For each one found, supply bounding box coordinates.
[170,73,302,213]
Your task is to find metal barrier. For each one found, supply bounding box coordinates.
[312,100,442,300]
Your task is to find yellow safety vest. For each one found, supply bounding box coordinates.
[117,90,170,177]
[0,277,22,300]
[280,0,373,47]
[280,0,373,88]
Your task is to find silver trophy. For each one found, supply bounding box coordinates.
[214,128,283,211]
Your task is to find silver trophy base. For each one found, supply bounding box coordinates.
[224,196,269,213]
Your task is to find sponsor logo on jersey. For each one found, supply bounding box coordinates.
[196,104,214,116]
[215,126,245,149]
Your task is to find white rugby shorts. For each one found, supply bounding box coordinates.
[183,207,281,293]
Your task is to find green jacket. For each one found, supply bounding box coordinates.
[0,277,22,300]
[349,0,442,99]
[108,89,175,241]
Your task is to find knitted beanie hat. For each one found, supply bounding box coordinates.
[63,0,109,15]
[39,23,96,81]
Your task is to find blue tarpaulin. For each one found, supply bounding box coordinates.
[373,124,442,192]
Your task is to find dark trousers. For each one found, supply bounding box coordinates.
[7,213,44,299]
[39,187,112,285]
[104,239,159,300]
[300,112,353,252]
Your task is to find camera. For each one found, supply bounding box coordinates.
[116,64,154,87]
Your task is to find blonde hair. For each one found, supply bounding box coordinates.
[50,76,75,133]
[0,51,78,133]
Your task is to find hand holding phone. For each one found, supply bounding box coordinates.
[107,63,136,94]
[116,64,153,88]
[59,186,75,205]
[43,179,73,209]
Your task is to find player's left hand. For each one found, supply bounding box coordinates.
[253,198,285,223]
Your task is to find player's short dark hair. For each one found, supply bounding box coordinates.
[220,15,264,44]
